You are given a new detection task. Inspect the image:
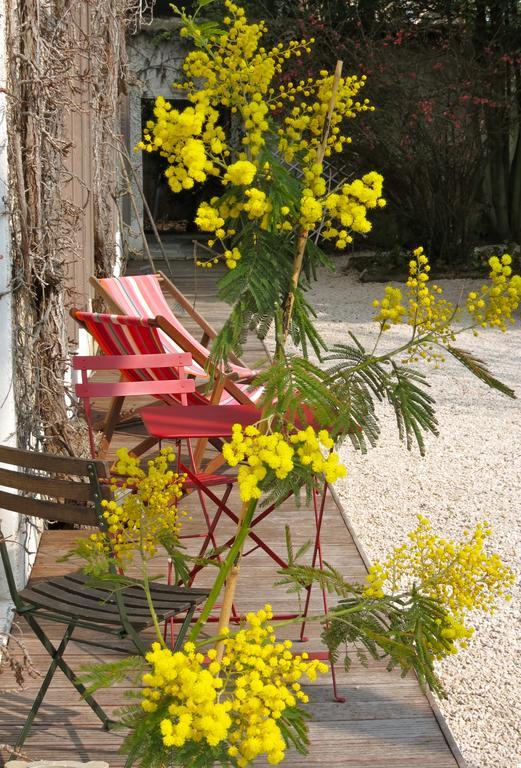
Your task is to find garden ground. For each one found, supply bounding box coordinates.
[0,258,465,768]
[301,255,521,768]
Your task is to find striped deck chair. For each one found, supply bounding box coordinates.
[71,310,263,461]
[91,272,256,381]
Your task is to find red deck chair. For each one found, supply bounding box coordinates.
[90,272,256,381]
[71,309,263,460]
[72,350,241,639]
[71,309,263,450]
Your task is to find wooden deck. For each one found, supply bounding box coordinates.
[0,259,464,767]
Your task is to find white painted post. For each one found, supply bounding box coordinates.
[0,4,39,633]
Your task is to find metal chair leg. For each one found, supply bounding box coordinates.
[15,623,75,748]
[173,603,197,650]
[24,615,113,733]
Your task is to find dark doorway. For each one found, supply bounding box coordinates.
[141,98,223,235]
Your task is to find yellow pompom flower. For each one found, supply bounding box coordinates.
[373,285,406,330]
[223,423,346,501]
[86,447,185,566]
[467,254,521,331]
[224,160,257,186]
[139,605,327,764]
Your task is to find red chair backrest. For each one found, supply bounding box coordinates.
[73,350,197,457]
[73,353,195,400]
[72,311,209,404]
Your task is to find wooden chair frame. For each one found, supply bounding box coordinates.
[0,444,208,749]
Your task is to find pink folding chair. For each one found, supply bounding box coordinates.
[91,272,256,380]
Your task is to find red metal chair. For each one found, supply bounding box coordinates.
[72,351,243,636]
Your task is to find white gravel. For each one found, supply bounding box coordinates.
[272,255,521,768]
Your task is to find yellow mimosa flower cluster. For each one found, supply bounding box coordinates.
[222,424,295,502]
[321,172,386,245]
[373,247,521,364]
[467,254,521,330]
[141,605,328,766]
[137,0,385,269]
[222,423,346,502]
[372,285,406,329]
[224,160,257,186]
[290,426,347,482]
[373,247,457,350]
[363,515,514,653]
[88,447,185,564]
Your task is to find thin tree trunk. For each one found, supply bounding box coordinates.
[282,60,343,343]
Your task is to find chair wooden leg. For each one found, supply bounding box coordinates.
[131,435,160,457]
[98,396,125,458]
[201,452,226,475]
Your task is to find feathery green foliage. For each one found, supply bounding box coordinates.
[278,563,454,698]
[252,333,440,456]
[447,345,516,399]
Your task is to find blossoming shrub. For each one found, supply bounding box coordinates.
[75,447,186,573]
[123,606,328,767]
[371,248,521,367]
[373,249,521,338]
[137,1,385,264]
[222,423,346,502]
[363,515,515,654]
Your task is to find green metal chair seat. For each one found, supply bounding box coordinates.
[19,571,208,630]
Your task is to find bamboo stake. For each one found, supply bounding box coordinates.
[215,500,250,660]
[283,60,344,341]
[189,500,257,643]
[117,140,176,278]
[119,156,158,276]
[212,61,345,656]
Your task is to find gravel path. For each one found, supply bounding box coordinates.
[272,256,521,768]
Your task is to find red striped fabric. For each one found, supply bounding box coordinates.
[74,311,202,406]
[98,274,254,379]
[74,311,263,407]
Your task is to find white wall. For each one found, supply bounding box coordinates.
[0,3,39,634]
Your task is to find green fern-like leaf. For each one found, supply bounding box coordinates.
[447,345,516,398]
[386,362,438,455]
[79,656,146,695]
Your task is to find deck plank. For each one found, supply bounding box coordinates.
[0,260,463,767]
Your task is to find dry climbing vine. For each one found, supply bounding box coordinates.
[5,0,146,454]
